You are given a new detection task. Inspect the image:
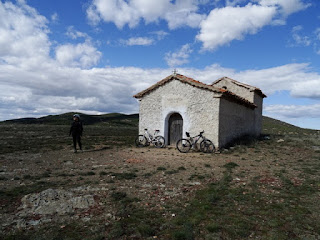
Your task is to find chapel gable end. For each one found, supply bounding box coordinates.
[211,77,266,104]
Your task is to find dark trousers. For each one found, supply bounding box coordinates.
[72,133,82,150]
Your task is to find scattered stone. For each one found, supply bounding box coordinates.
[188,182,201,186]
[277,139,284,143]
[82,217,91,222]
[164,191,179,197]
[64,161,73,166]
[312,146,320,151]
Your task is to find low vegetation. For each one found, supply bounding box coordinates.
[0,113,320,239]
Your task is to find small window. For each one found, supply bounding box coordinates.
[222,86,227,90]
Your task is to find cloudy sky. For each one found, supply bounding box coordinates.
[0,0,320,129]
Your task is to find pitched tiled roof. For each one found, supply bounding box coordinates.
[133,74,257,109]
[212,76,267,98]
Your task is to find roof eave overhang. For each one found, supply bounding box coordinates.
[221,91,257,109]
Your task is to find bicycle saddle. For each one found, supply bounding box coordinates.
[186,132,190,137]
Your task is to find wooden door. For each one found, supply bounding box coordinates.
[168,113,183,145]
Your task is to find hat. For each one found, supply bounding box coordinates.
[73,114,80,119]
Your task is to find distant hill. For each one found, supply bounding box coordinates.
[262,116,318,134]
[1,113,318,133]
[1,112,139,126]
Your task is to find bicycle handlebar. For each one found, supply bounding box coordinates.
[186,131,204,137]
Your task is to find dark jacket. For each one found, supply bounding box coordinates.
[69,121,83,136]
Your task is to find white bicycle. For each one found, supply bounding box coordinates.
[135,129,165,148]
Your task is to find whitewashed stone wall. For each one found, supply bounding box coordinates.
[138,79,220,148]
[219,98,255,147]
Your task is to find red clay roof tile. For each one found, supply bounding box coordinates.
[133,74,257,109]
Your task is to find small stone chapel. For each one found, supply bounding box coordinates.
[133,73,266,149]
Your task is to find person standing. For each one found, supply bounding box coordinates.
[69,114,83,153]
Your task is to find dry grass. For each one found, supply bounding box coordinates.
[0,117,320,239]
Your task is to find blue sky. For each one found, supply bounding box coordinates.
[0,0,320,130]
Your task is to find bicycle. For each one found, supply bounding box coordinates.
[135,129,165,148]
[176,131,215,153]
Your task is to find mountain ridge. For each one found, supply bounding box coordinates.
[1,112,318,132]
[0,112,139,126]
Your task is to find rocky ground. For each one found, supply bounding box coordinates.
[1,127,320,239]
[1,147,222,231]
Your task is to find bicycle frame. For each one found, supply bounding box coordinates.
[187,131,204,149]
[144,129,160,144]
[136,129,165,148]
[176,130,214,153]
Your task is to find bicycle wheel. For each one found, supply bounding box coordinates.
[176,139,191,153]
[200,140,215,153]
[154,136,165,148]
[135,135,147,147]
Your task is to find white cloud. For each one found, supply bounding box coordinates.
[289,25,311,46]
[196,0,310,51]
[315,28,320,41]
[0,64,170,120]
[196,4,277,51]
[66,26,88,39]
[164,4,205,29]
[0,1,50,65]
[120,31,168,46]
[2,55,320,124]
[51,12,58,23]
[259,0,310,18]
[264,104,320,118]
[55,41,101,68]
[86,0,205,29]
[226,0,247,7]
[230,63,320,98]
[86,0,310,52]
[121,37,154,46]
[151,30,169,40]
[165,44,193,67]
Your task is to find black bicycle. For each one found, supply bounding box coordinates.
[176,131,215,153]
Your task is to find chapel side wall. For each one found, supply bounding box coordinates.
[253,93,263,136]
[219,98,255,148]
[214,79,264,137]
[138,80,220,148]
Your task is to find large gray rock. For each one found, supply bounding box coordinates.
[19,188,95,216]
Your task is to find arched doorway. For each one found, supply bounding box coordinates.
[168,113,183,145]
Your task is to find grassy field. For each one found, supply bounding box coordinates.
[0,113,138,154]
[0,114,320,239]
